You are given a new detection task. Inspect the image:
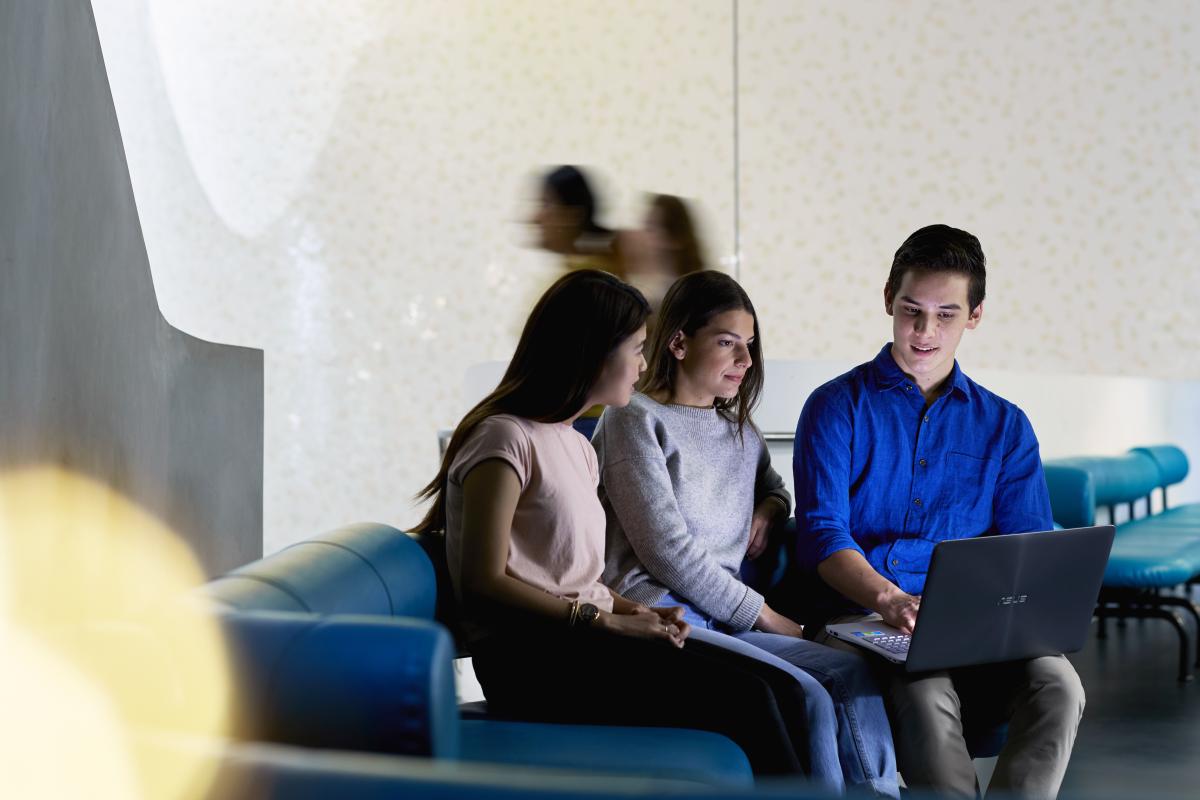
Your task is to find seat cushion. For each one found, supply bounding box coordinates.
[1104,520,1200,587]
[1157,505,1200,525]
[459,719,753,788]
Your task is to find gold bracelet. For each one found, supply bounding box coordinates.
[567,600,580,627]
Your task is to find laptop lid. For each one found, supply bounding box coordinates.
[904,525,1115,672]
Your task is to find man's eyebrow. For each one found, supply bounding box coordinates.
[899,295,962,310]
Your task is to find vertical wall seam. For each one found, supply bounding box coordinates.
[732,0,741,281]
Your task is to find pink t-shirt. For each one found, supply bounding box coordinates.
[445,414,613,638]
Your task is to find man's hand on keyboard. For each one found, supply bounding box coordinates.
[877,589,921,635]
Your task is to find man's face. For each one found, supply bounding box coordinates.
[886,270,982,387]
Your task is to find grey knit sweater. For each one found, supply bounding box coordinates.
[594,392,792,632]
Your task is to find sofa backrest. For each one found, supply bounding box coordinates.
[1130,445,1190,489]
[1047,452,1159,510]
[1045,444,1191,526]
[205,523,436,619]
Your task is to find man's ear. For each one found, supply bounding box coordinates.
[668,331,687,360]
[883,284,895,316]
[966,302,984,330]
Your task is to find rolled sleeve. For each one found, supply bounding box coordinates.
[992,409,1054,534]
[449,416,531,489]
[793,384,865,566]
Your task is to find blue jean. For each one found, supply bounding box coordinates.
[660,593,899,798]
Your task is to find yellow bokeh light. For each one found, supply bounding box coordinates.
[0,466,232,799]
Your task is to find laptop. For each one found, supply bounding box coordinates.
[826,526,1115,672]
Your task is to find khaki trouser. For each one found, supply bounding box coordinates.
[816,615,1085,799]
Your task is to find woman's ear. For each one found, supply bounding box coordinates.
[669,331,687,360]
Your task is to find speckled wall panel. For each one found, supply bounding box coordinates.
[92,1,1198,554]
[739,1,1200,376]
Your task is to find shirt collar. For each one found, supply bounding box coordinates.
[870,343,971,402]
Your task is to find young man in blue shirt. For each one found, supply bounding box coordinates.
[794,225,1084,799]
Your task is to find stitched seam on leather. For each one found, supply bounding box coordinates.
[311,540,397,616]
[302,619,431,754]
[230,575,312,613]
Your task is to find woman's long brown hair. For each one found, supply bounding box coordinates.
[651,194,706,277]
[638,271,764,437]
[412,270,650,533]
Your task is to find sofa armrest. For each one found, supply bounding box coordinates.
[1044,463,1096,529]
[218,611,459,759]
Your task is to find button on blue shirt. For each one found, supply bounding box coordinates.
[793,344,1053,605]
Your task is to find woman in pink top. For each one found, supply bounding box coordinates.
[414,270,818,777]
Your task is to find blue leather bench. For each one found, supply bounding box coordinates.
[1045,444,1200,681]
[203,523,753,787]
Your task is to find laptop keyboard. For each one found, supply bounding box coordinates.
[863,632,911,655]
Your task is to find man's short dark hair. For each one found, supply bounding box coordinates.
[886,224,986,312]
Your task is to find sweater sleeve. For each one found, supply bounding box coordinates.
[597,406,764,632]
[754,431,792,514]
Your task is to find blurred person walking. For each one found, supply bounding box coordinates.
[530,165,631,277]
[626,194,708,311]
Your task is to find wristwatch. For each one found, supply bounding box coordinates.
[577,602,600,626]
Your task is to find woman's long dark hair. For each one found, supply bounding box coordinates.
[413,270,649,533]
[639,271,764,436]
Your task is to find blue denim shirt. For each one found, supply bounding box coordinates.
[793,344,1053,604]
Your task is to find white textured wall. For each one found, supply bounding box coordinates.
[94,1,1200,554]
[740,1,1200,377]
[95,0,734,554]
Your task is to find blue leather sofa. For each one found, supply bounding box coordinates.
[149,727,1145,800]
[202,523,753,787]
[145,729,832,800]
[1045,444,1200,681]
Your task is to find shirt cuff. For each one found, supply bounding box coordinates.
[812,532,867,565]
[728,586,765,633]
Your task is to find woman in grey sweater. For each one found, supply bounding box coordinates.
[594,271,898,798]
